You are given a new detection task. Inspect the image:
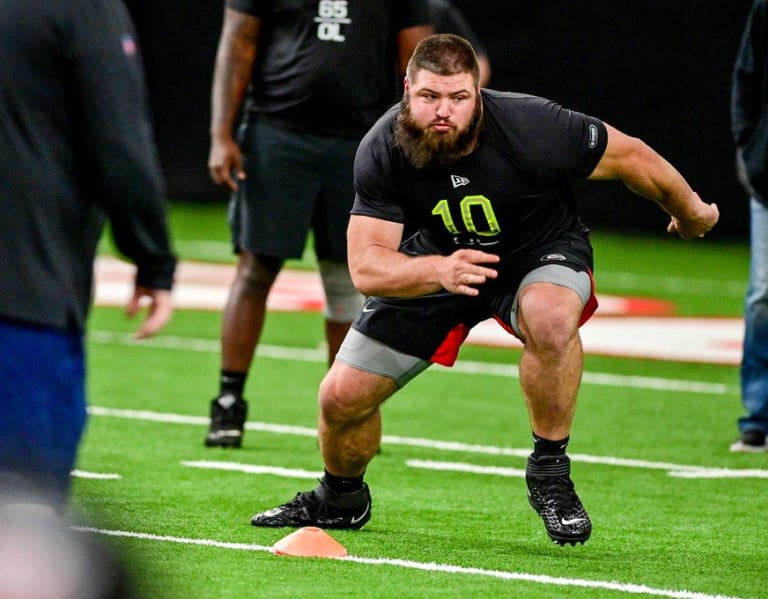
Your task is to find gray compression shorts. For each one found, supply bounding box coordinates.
[336,328,432,388]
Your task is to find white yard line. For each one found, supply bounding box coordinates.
[180,461,320,479]
[87,407,766,479]
[71,526,751,599]
[84,330,749,479]
[404,459,768,480]
[70,469,121,480]
[87,331,736,396]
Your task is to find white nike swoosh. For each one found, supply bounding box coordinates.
[560,517,587,526]
[362,307,375,313]
[350,502,370,525]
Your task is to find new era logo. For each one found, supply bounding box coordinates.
[450,175,470,188]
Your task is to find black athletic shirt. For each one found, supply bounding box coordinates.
[0,0,176,332]
[226,0,431,138]
[352,90,608,263]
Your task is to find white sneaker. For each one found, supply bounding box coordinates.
[729,430,768,453]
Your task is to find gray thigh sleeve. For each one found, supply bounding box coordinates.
[317,260,365,322]
[336,328,431,388]
[510,264,592,338]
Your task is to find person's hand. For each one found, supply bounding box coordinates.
[125,286,173,339]
[440,249,500,296]
[208,136,245,192]
[667,194,720,239]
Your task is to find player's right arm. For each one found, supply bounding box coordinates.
[208,8,260,191]
[347,215,499,298]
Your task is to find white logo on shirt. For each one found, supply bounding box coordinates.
[315,0,350,42]
[451,175,470,188]
[588,124,598,149]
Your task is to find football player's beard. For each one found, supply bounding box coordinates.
[394,96,482,169]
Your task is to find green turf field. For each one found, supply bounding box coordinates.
[79,202,765,598]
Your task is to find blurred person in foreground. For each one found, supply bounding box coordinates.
[204,1,432,448]
[0,0,177,512]
[731,0,768,452]
[250,34,719,545]
[429,0,491,86]
[0,484,136,598]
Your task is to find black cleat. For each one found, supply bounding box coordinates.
[526,454,591,546]
[251,480,371,530]
[204,393,247,448]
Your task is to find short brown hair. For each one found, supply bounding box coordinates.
[406,34,480,87]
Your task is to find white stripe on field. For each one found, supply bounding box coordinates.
[87,331,734,395]
[180,460,319,479]
[70,469,121,480]
[406,458,768,481]
[668,468,768,479]
[87,407,768,478]
[407,459,526,477]
[71,526,749,599]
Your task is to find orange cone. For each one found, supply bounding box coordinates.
[271,526,348,558]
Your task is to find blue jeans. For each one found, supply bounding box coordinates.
[740,197,768,434]
[0,319,86,508]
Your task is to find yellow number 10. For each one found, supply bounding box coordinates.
[431,195,501,237]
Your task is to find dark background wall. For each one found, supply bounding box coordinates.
[126,0,754,239]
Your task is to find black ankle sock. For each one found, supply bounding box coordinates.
[532,432,569,457]
[323,470,364,494]
[220,370,246,397]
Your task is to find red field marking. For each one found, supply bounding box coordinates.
[94,257,743,365]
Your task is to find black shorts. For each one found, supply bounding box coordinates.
[351,225,597,365]
[229,115,359,261]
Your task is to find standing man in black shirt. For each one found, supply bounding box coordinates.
[204,1,432,448]
[0,0,177,511]
[250,34,719,545]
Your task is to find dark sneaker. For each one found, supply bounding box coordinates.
[526,454,591,546]
[204,393,247,448]
[251,480,371,530]
[729,429,768,453]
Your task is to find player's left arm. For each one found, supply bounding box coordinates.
[588,123,719,239]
